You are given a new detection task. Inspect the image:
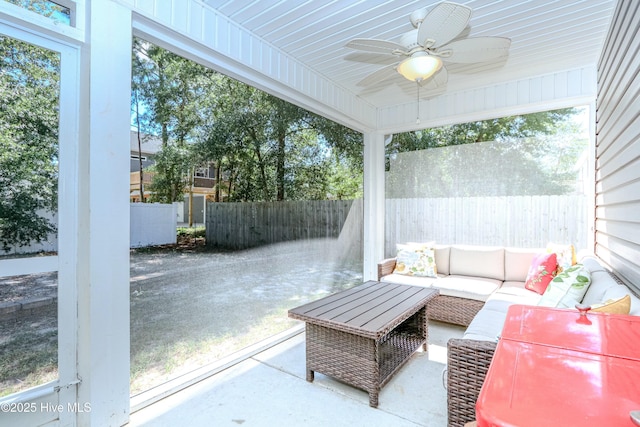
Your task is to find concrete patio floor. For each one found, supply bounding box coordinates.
[127,321,465,427]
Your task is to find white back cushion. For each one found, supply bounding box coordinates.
[504,248,544,282]
[449,246,505,281]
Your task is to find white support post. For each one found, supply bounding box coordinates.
[363,132,386,281]
[76,1,132,425]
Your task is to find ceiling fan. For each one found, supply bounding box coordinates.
[345,1,511,91]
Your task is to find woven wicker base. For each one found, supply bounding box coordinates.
[305,307,427,407]
[429,295,484,326]
[446,338,497,427]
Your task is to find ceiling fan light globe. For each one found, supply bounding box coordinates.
[397,56,442,82]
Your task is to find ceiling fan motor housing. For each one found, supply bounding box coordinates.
[400,29,421,50]
[410,8,428,28]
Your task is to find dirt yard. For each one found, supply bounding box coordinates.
[0,236,362,396]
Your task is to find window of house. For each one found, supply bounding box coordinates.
[194,166,210,178]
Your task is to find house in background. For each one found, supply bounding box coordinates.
[129,130,226,224]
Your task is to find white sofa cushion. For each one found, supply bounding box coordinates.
[488,282,542,306]
[581,270,619,306]
[380,273,439,288]
[462,300,512,342]
[449,246,505,281]
[504,248,543,282]
[581,255,607,273]
[434,275,501,302]
[579,255,640,315]
[434,245,451,275]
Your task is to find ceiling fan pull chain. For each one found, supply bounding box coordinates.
[416,82,420,124]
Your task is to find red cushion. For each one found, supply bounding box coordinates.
[525,252,558,294]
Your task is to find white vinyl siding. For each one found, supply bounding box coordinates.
[595,0,640,290]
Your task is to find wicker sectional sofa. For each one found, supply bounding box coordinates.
[377,245,640,427]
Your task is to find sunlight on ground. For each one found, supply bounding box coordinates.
[427,343,448,365]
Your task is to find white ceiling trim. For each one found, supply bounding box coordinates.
[375,65,598,134]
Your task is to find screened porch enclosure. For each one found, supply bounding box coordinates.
[1,1,639,427]
[384,115,591,255]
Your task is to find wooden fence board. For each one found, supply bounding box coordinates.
[384,195,587,256]
[205,195,586,258]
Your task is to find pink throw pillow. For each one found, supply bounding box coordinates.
[525,252,558,294]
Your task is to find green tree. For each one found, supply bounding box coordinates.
[388,109,579,152]
[192,76,363,202]
[4,0,70,23]
[132,38,215,203]
[132,39,364,203]
[0,35,59,251]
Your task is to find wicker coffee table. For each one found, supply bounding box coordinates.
[288,280,438,407]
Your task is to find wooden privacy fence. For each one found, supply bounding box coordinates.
[205,195,587,257]
[206,200,357,249]
[385,195,587,256]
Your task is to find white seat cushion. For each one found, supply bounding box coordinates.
[433,275,501,302]
[380,273,439,288]
[489,281,542,306]
[462,304,508,342]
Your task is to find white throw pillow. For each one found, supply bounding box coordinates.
[537,264,591,309]
[393,243,437,277]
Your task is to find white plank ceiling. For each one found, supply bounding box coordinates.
[202,0,615,109]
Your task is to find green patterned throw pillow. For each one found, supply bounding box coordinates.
[393,243,438,277]
[537,264,591,308]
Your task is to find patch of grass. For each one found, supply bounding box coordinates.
[177,226,205,238]
[129,309,299,396]
[0,328,58,397]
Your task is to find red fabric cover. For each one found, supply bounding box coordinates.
[525,252,558,294]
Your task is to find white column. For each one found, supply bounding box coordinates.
[76,1,131,425]
[363,132,386,280]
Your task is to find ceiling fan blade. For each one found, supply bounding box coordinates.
[442,37,511,63]
[419,66,448,90]
[418,2,472,48]
[346,38,407,55]
[344,52,401,65]
[356,63,400,87]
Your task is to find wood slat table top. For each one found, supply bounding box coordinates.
[288,281,438,339]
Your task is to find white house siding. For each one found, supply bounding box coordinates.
[595,0,640,289]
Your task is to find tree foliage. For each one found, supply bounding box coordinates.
[0,35,59,251]
[131,38,363,203]
[132,39,216,203]
[131,39,583,204]
[4,0,70,23]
